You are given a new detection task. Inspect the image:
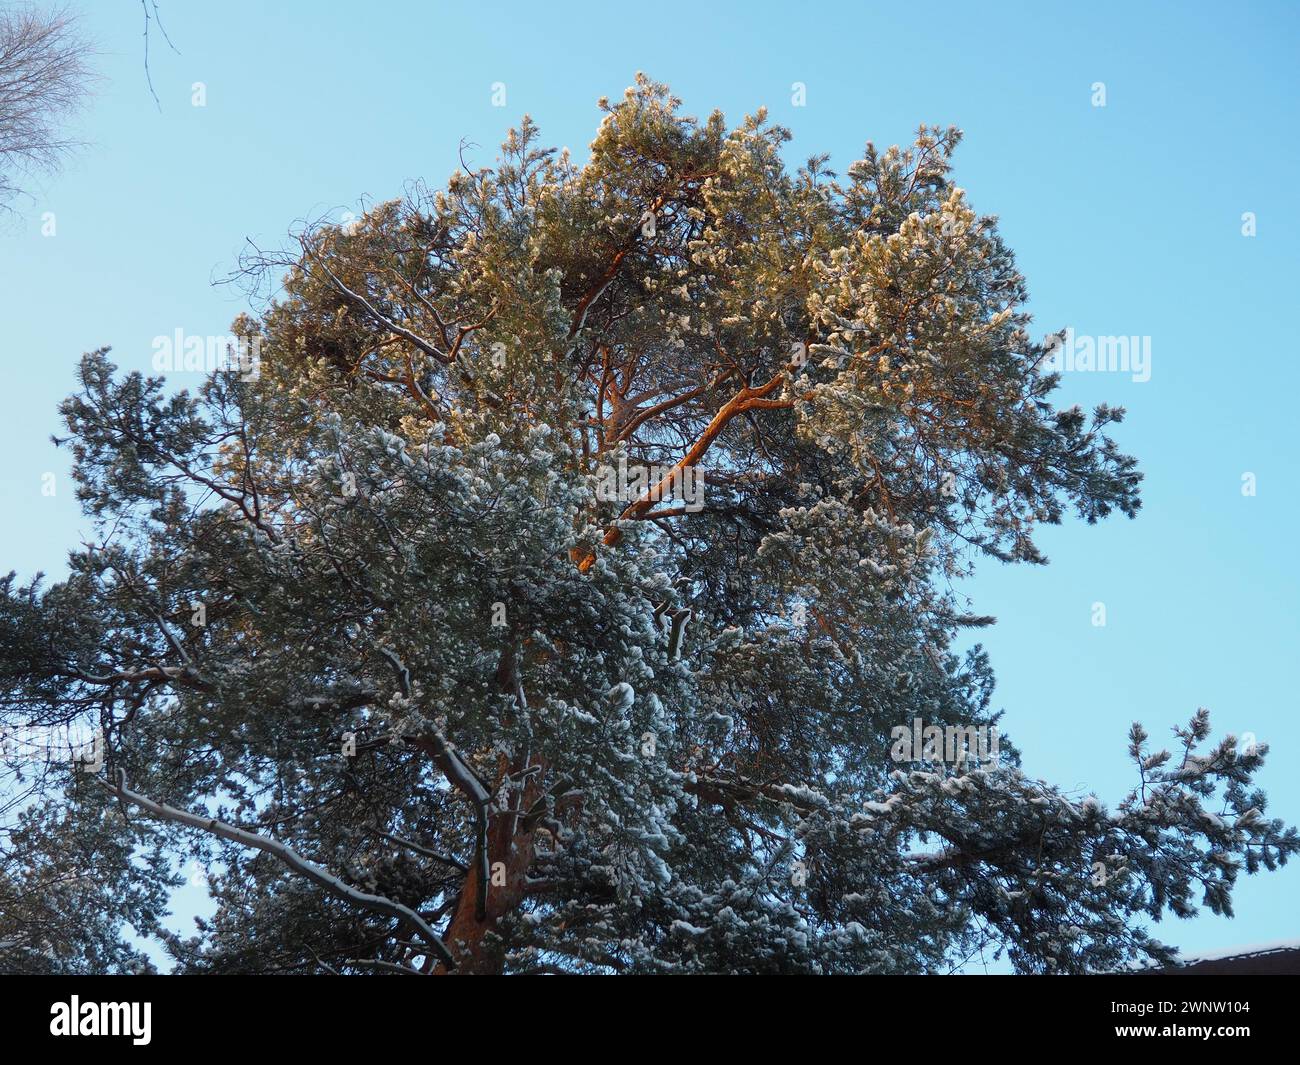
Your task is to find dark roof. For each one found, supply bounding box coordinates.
[1142,944,1300,975]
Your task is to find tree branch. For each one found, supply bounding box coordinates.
[99,769,454,969]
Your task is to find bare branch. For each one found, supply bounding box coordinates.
[0,4,94,203]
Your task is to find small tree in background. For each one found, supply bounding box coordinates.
[2,77,1294,974]
[0,3,91,206]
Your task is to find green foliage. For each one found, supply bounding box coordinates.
[1,77,1290,975]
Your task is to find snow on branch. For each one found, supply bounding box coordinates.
[100,769,454,969]
[378,645,492,921]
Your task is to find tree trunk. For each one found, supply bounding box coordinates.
[436,771,544,974]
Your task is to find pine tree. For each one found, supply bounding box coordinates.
[2,76,1294,975]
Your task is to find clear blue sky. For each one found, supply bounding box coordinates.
[2,0,1297,965]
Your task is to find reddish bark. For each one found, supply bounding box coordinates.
[435,768,546,974]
